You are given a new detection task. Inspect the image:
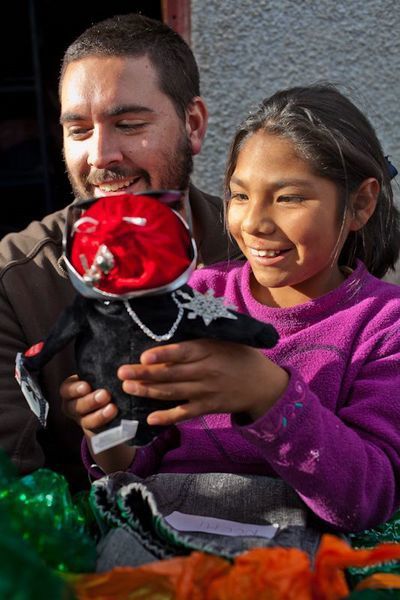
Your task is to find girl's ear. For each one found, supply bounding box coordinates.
[348,177,379,231]
[185,96,208,156]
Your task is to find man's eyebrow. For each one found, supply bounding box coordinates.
[60,105,155,124]
[60,112,83,124]
[107,104,155,118]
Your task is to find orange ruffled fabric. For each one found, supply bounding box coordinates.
[207,546,311,600]
[355,572,400,591]
[66,534,400,600]
[313,534,400,600]
[67,553,229,600]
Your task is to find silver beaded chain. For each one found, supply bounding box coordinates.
[123,292,184,342]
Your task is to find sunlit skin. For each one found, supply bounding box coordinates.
[227,131,353,308]
[61,126,378,474]
[60,55,206,199]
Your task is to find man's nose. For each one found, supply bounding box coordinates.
[87,129,123,168]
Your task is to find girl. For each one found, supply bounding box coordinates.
[65,84,400,534]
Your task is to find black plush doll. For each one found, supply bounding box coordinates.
[16,192,278,453]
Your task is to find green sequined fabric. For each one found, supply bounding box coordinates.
[0,450,96,599]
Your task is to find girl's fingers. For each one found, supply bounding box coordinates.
[63,392,118,434]
[121,378,211,402]
[63,388,107,415]
[80,402,118,432]
[63,391,117,431]
[147,398,217,426]
[60,374,91,399]
[118,340,216,383]
[118,360,206,386]
[60,375,118,434]
[140,340,213,367]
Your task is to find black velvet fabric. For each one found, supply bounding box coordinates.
[23,284,278,445]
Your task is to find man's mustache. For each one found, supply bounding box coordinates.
[86,168,149,186]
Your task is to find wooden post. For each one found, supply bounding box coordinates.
[161,0,191,45]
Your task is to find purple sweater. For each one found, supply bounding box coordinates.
[85,260,400,531]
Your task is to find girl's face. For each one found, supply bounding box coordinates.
[228,131,352,307]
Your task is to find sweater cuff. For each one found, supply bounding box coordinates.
[129,425,181,478]
[81,426,181,480]
[81,436,106,480]
[232,367,308,443]
[81,435,140,480]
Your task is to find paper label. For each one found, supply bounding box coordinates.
[15,352,49,427]
[91,419,139,454]
[164,511,279,539]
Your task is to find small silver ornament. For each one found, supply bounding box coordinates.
[175,288,238,326]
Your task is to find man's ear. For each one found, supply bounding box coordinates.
[348,177,379,231]
[185,96,208,156]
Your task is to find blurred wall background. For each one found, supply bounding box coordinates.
[190,0,400,281]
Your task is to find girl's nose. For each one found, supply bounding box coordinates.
[87,130,123,169]
[241,203,276,236]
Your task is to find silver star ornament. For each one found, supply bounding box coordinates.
[175,289,238,326]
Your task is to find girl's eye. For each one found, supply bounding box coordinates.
[277,195,305,203]
[229,192,248,202]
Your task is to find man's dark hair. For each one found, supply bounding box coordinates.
[60,13,200,121]
[225,83,400,278]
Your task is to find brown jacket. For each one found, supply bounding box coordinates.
[0,186,240,492]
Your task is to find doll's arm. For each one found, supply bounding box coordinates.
[174,287,278,349]
[22,296,86,371]
[15,296,87,427]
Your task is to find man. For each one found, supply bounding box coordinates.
[0,14,239,492]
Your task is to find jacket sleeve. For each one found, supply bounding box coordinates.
[234,325,400,532]
[0,278,84,478]
[0,279,45,474]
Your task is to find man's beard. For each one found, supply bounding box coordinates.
[66,133,193,200]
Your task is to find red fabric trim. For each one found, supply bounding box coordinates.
[24,341,44,357]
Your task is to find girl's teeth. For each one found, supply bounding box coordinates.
[251,249,281,257]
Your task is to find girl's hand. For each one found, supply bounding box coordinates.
[60,375,117,438]
[118,339,289,426]
[60,375,136,473]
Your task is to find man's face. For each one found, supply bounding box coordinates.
[60,55,193,199]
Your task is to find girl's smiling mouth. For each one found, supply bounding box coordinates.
[249,248,284,258]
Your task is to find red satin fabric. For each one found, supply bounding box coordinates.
[70,194,192,295]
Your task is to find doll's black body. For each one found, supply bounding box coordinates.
[22,284,278,446]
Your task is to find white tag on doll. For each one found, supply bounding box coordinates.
[164,511,279,539]
[90,419,139,454]
[15,352,49,427]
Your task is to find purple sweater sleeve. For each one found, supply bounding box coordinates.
[81,425,181,480]
[235,346,400,531]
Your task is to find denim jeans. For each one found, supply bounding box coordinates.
[92,472,325,571]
